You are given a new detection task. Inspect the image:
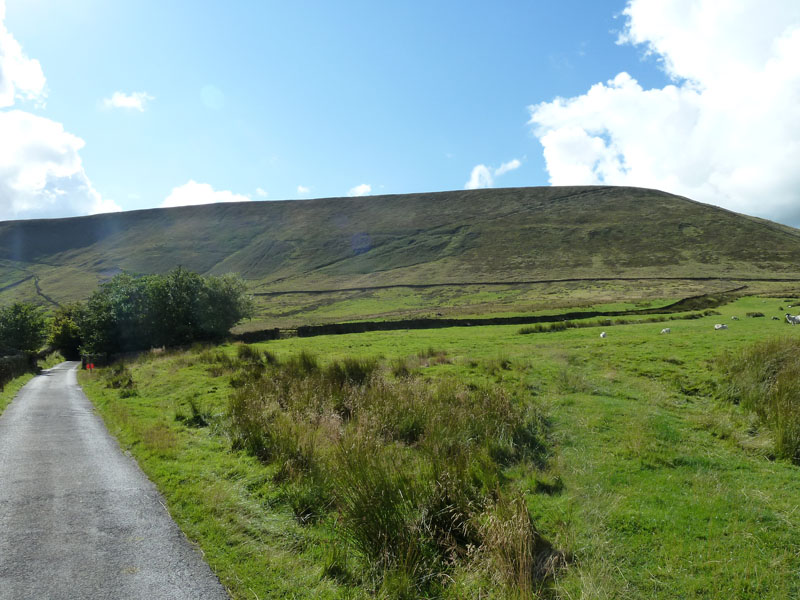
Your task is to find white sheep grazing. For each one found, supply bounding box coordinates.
[785,313,800,325]
[600,331,607,338]
[714,324,728,330]
[660,328,671,334]
[731,316,739,320]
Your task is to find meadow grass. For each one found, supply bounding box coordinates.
[0,372,35,415]
[78,295,800,599]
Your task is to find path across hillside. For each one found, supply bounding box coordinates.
[0,363,229,600]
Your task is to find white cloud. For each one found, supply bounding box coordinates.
[348,183,371,197]
[297,185,310,194]
[529,0,800,225]
[0,110,120,219]
[161,180,251,208]
[0,4,116,220]
[255,187,268,198]
[494,159,521,177]
[464,159,521,189]
[465,165,493,190]
[102,91,154,112]
[0,1,46,108]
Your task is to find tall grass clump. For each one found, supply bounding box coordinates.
[102,362,137,397]
[224,352,555,595]
[717,336,800,462]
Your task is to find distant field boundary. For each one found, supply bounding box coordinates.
[252,277,800,296]
[234,286,747,342]
[0,275,33,294]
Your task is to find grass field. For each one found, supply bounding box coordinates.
[76,294,800,599]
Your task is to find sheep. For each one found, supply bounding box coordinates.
[600,331,607,338]
[714,324,728,330]
[785,313,800,325]
[772,316,781,320]
[660,328,671,334]
[731,316,739,320]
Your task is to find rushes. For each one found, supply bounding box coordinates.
[717,336,800,462]
[223,350,554,595]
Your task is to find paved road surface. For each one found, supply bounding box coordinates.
[0,362,229,599]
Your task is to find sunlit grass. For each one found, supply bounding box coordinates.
[78,295,800,599]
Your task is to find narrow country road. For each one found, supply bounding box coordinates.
[0,362,229,599]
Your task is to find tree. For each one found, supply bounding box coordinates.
[197,273,254,338]
[145,267,205,347]
[0,302,47,354]
[82,273,149,354]
[49,303,86,360]
[80,269,254,354]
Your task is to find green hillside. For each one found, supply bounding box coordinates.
[2,186,800,312]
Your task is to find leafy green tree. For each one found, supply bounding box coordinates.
[49,303,86,360]
[82,273,149,354]
[80,269,253,354]
[145,267,205,347]
[0,302,47,354]
[198,273,254,338]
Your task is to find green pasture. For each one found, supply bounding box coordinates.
[237,277,741,331]
[71,295,800,598]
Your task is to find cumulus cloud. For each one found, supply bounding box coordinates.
[464,159,521,189]
[255,187,268,198]
[529,0,800,225]
[102,91,154,112]
[348,183,371,197]
[0,2,46,108]
[0,110,120,219]
[161,180,250,208]
[297,185,310,194]
[465,165,493,190]
[0,3,116,220]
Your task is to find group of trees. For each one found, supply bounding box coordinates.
[0,302,48,355]
[1,268,253,359]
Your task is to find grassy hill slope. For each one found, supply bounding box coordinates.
[2,186,800,307]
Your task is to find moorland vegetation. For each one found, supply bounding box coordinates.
[4,187,800,319]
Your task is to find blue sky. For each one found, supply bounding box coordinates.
[1,1,799,224]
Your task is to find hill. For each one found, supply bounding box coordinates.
[2,186,800,311]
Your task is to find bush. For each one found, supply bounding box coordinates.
[103,363,137,397]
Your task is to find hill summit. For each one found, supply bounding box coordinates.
[2,186,800,305]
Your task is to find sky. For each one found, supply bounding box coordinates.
[1,0,799,225]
